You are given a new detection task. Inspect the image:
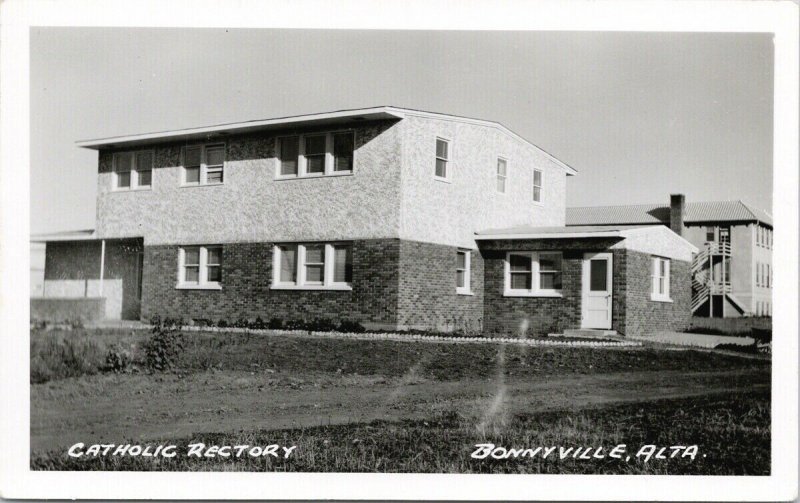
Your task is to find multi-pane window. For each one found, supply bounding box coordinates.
[182,144,225,185]
[178,246,222,288]
[706,226,715,242]
[435,138,449,179]
[651,257,670,301]
[277,131,354,178]
[456,250,471,294]
[504,252,562,296]
[273,243,353,289]
[533,169,543,202]
[113,150,153,190]
[496,158,507,193]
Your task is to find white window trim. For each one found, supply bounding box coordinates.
[456,249,472,295]
[112,150,154,191]
[271,243,353,290]
[503,251,563,297]
[176,245,223,290]
[181,143,226,187]
[650,256,672,302]
[532,168,544,205]
[434,136,452,183]
[275,130,355,180]
[496,156,508,195]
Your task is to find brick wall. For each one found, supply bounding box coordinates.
[622,250,691,336]
[396,241,483,331]
[141,239,401,329]
[479,238,690,338]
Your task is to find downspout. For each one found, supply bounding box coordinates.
[99,239,106,297]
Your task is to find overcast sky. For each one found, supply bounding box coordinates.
[30,28,773,234]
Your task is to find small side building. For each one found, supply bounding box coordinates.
[476,225,697,337]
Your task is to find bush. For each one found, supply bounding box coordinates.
[250,317,267,330]
[307,318,337,332]
[103,348,132,373]
[217,319,228,328]
[337,319,366,333]
[30,334,106,384]
[144,316,185,371]
[234,318,250,329]
[268,318,284,330]
[284,319,305,331]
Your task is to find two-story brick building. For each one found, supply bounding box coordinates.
[567,195,773,317]
[33,107,696,337]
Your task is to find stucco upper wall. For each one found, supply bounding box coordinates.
[612,226,697,262]
[95,121,403,245]
[398,114,567,249]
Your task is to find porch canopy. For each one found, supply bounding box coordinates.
[475,224,697,260]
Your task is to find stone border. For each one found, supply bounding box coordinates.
[180,325,642,348]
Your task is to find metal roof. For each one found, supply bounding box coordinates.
[75,106,577,175]
[567,200,772,227]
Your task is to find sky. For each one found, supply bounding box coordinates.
[30,28,774,234]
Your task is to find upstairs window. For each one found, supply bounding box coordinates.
[277,131,354,178]
[496,158,507,193]
[706,226,716,242]
[113,150,153,190]
[651,257,671,301]
[182,144,225,186]
[177,245,222,289]
[435,138,449,180]
[273,242,353,289]
[504,252,562,296]
[456,250,471,295]
[533,169,543,202]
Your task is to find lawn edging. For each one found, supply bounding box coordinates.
[179,325,642,348]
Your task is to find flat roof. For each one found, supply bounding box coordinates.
[475,224,653,240]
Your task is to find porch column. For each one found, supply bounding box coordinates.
[99,239,106,296]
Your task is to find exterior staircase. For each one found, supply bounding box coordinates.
[691,242,740,315]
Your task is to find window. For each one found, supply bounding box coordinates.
[768,229,772,249]
[706,226,715,242]
[273,243,352,289]
[113,150,153,190]
[182,144,225,186]
[496,158,507,193]
[456,250,471,295]
[651,257,671,301]
[532,169,543,202]
[277,131,354,178]
[178,246,222,289]
[755,262,761,287]
[766,263,771,288]
[435,138,449,179]
[504,252,562,296]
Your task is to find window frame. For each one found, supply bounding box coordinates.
[181,143,226,187]
[275,130,355,180]
[434,136,451,182]
[503,251,563,297]
[272,242,353,290]
[456,249,472,295]
[112,150,154,191]
[176,245,223,290]
[496,156,508,194]
[532,168,544,204]
[650,256,671,302]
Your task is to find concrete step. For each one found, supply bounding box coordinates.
[552,329,620,339]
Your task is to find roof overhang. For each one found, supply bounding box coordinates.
[475,230,625,240]
[30,229,97,242]
[76,107,406,150]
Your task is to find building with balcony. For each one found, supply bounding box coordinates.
[567,194,773,317]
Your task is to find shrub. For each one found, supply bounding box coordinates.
[250,317,267,330]
[234,318,250,329]
[307,318,337,332]
[337,319,366,333]
[284,319,305,331]
[30,334,106,384]
[268,318,284,330]
[144,317,185,371]
[104,348,132,373]
[217,319,228,328]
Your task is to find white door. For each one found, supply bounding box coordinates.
[582,252,613,329]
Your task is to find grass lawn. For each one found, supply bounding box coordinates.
[30,328,771,474]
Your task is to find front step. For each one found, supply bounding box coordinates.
[552,329,619,339]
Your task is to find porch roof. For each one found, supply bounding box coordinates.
[30,229,97,243]
[474,224,654,240]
